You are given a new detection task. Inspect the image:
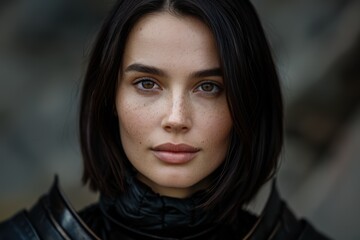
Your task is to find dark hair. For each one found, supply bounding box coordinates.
[79,0,283,222]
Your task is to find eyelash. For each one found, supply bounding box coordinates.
[133,78,223,95]
[194,81,222,95]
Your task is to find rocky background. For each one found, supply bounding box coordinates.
[1,0,360,239]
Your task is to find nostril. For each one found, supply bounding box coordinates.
[162,117,191,133]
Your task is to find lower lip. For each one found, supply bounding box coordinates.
[152,151,198,164]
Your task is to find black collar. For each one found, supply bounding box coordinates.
[27,177,286,240]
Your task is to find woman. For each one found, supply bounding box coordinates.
[0,0,329,239]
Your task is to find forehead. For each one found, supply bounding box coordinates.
[129,12,212,44]
[122,12,220,71]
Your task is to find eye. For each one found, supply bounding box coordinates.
[195,81,222,94]
[134,78,161,91]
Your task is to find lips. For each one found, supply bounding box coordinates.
[151,143,200,164]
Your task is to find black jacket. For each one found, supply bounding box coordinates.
[0,179,330,240]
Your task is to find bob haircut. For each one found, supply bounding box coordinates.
[80,0,283,222]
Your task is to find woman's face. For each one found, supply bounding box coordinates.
[116,12,233,198]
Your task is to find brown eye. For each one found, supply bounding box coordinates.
[196,82,221,94]
[141,80,155,89]
[200,83,215,92]
[134,78,160,91]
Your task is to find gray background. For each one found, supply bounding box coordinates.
[1,0,360,239]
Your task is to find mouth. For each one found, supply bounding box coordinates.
[151,143,200,164]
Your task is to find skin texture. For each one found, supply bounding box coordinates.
[116,12,233,198]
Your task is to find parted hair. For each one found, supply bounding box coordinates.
[79,0,283,223]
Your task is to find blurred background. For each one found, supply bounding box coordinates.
[0,0,359,239]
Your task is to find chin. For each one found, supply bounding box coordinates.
[156,175,197,188]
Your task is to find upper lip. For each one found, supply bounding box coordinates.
[152,143,200,153]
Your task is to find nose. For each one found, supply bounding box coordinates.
[161,92,192,133]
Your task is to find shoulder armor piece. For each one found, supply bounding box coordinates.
[245,181,331,240]
[0,177,100,240]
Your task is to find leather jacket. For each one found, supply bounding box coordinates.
[0,178,330,240]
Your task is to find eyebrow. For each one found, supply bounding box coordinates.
[125,63,166,76]
[124,63,223,78]
[191,68,223,78]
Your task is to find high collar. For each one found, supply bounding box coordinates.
[99,176,217,237]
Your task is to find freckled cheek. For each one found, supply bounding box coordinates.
[117,99,158,145]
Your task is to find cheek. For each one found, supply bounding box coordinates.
[117,97,142,144]
[116,94,158,145]
[197,103,233,158]
[201,105,232,141]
